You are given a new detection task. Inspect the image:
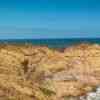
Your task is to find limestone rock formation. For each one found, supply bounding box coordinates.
[0,43,100,100]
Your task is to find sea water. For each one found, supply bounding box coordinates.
[0,38,100,48]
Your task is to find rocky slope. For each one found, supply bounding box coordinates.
[0,43,100,100]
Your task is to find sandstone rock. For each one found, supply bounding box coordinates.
[0,44,100,100]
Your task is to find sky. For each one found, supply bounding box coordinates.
[0,0,99,39]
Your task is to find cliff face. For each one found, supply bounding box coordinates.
[0,44,100,100]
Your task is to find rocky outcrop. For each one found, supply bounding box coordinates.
[0,43,100,100]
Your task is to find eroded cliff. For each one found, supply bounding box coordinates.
[0,43,100,100]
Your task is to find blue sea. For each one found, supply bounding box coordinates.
[0,38,100,48]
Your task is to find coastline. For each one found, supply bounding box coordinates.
[0,38,100,48]
[0,43,100,100]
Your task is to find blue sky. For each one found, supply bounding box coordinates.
[0,0,99,39]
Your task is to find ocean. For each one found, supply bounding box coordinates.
[0,38,100,48]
